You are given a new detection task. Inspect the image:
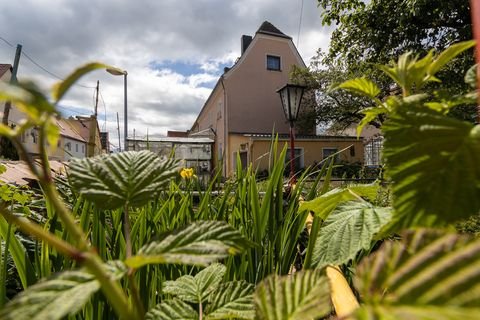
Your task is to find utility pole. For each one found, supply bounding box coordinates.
[116,112,121,152]
[1,44,22,158]
[94,80,99,117]
[87,80,100,157]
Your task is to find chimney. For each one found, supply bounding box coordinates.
[241,35,252,54]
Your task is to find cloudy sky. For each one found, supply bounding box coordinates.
[0,0,333,150]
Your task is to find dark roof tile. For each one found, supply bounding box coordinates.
[256,21,291,39]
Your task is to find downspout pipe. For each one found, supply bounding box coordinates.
[221,76,228,176]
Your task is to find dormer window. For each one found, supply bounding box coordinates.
[266,55,281,71]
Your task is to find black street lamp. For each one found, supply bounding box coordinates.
[277,83,306,183]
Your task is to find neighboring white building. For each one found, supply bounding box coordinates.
[1,63,98,161]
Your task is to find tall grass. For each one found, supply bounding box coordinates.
[0,141,333,317]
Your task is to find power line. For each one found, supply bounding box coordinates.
[99,90,108,132]
[0,36,14,47]
[297,0,305,48]
[0,35,96,89]
[20,51,96,89]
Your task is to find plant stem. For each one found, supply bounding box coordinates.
[123,204,145,318]
[0,206,81,259]
[38,123,52,183]
[124,204,132,258]
[129,272,145,319]
[10,137,42,179]
[82,252,139,320]
[42,182,90,251]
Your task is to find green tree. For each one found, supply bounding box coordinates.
[295,0,475,130]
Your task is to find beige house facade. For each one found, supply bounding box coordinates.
[190,22,363,176]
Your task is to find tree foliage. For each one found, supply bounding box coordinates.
[293,0,475,130]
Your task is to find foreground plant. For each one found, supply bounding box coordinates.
[0,64,250,320]
[1,39,480,320]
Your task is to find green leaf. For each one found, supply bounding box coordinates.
[68,150,178,209]
[382,108,480,231]
[357,107,387,137]
[429,41,475,77]
[146,299,198,320]
[51,62,108,103]
[254,269,331,320]
[465,64,477,89]
[300,184,379,220]
[3,81,56,122]
[0,270,100,320]
[312,202,391,268]
[378,51,435,93]
[125,221,250,269]
[336,77,381,99]
[0,82,33,104]
[354,229,480,319]
[205,281,255,320]
[163,263,226,304]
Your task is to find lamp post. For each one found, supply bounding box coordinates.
[277,83,306,183]
[106,67,128,151]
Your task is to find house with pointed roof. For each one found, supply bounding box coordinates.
[189,21,364,176]
[1,64,104,160]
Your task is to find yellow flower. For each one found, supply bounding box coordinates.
[180,168,194,179]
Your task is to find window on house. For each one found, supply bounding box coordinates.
[65,142,71,151]
[266,55,281,71]
[323,148,338,162]
[76,144,78,152]
[286,148,304,171]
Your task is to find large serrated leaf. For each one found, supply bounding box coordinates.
[312,201,391,268]
[254,269,331,320]
[300,184,379,220]
[336,77,381,99]
[163,263,226,304]
[0,261,125,320]
[146,298,198,320]
[68,150,178,209]
[125,221,250,268]
[205,281,255,320]
[382,108,480,231]
[0,271,99,320]
[354,229,480,319]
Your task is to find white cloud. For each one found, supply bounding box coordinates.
[0,0,332,149]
